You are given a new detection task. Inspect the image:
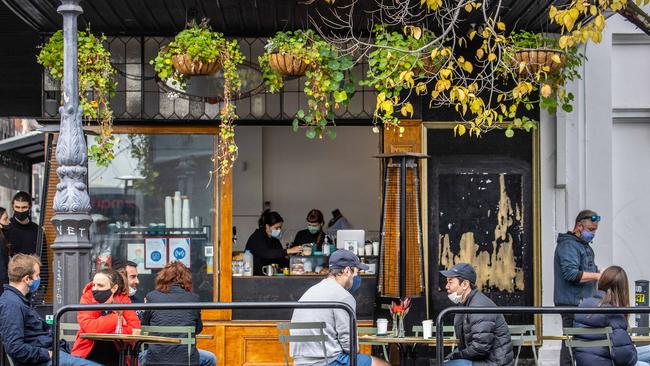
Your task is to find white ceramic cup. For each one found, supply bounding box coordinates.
[365,244,373,255]
[376,318,388,335]
[358,245,365,256]
[422,320,433,339]
[372,241,380,256]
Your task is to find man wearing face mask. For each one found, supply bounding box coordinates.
[3,191,39,256]
[441,263,514,366]
[554,209,601,366]
[0,254,101,366]
[290,250,390,366]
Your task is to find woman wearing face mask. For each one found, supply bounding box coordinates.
[245,210,303,276]
[292,209,328,251]
[72,269,141,365]
[0,207,10,295]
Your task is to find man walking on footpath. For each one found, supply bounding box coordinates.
[4,191,39,255]
[554,209,601,366]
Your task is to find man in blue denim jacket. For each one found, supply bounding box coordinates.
[554,209,601,366]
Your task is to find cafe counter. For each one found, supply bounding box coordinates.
[231,275,377,320]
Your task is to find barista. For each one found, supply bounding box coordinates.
[245,210,302,275]
[292,209,328,251]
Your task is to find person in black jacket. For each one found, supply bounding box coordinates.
[0,206,10,296]
[141,261,216,366]
[440,263,515,366]
[3,191,39,256]
[292,209,328,251]
[573,265,650,366]
[245,210,302,275]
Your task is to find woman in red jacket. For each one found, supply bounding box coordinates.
[72,268,141,365]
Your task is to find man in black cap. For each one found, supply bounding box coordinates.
[440,263,514,366]
[290,250,390,366]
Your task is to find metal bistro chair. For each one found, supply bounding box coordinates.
[412,324,457,353]
[140,325,195,365]
[60,322,80,345]
[508,325,538,366]
[358,327,389,361]
[563,326,614,366]
[277,322,329,366]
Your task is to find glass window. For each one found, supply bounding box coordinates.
[87,133,217,301]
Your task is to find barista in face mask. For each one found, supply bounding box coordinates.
[72,269,140,364]
[292,209,328,251]
[4,191,39,256]
[245,210,303,276]
[441,263,515,366]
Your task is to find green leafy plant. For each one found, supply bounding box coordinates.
[37,28,117,166]
[361,25,444,133]
[259,29,356,139]
[151,20,244,177]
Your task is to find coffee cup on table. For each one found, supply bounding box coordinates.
[422,320,433,339]
[376,318,388,335]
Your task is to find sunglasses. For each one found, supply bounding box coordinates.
[579,215,601,222]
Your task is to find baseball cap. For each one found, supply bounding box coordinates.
[440,263,476,284]
[329,249,369,270]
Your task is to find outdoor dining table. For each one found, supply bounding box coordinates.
[359,335,458,365]
[80,333,181,366]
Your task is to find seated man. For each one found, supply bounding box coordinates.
[441,263,515,366]
[290,250,390,366]
[0,254,101,366]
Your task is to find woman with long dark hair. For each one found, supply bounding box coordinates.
[574,265,650,366]
[244,210,302,275]
[141,261,216,366]
[292,209,328,251]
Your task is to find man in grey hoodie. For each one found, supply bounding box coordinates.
[290,250,390,366]
[554,209,601,366]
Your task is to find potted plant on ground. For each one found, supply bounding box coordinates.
[37,28,117,167]
[151,20,244,177]
[259,29,356,139]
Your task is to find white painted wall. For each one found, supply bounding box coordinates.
[232,126,382,251]
[539,9,650,364]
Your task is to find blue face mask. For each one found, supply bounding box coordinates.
[28,277,41,293]
[348,275,362,293]
[581,229,595,243]
[271,229,282,238]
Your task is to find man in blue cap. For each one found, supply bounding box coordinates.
[290,250,390,366]
[440,263,514,366]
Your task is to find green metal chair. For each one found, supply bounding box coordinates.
[140,325,195,365]
[563,326,614,366]
[508,325,538,366]
[60,322,80,344]
[412,324,457,351]
[358,326,389,361]
[276,322,329,366]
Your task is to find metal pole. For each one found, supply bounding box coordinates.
[399,156,407,298]
[51,0,92,321]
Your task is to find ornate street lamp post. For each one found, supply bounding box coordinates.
[51,0,92,318]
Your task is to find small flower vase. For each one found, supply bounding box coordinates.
[397,315,405,338]
[391,314,399,337]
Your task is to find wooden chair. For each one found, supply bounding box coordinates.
[358,327,389,361]
[508,325,538,366]
[276,322,329,366]
[140,325,195,365]
[563,327,614,366]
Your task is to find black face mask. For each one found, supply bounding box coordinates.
[92,289,113,304]
[14,211,29,221]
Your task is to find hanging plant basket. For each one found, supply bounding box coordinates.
[513,48,566,75]
[171,53,222,76]
[268,53,310,77]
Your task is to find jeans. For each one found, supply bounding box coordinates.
[328,353,372,366]
[139,349,217,366]
[444,360,473,366]
[637,345,650,366]
[42,349,104,366]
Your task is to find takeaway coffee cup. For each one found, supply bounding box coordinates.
[376,318,388,335]
[422,320,433,339]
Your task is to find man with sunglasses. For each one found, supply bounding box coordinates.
[554,209,602,366]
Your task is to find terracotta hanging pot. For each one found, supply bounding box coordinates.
[268,53,310,77]
[171,53,222,76]
[513,48,566,75]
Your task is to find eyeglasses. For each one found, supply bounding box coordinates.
[579,215,601,222]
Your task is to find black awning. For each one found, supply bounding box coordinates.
[0,131,45,163]
[2,0,564,36]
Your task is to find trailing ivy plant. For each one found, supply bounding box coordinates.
[259,29,356,139]
[361,25,445,134]
[37,29,117,166]
[151,20,244,178]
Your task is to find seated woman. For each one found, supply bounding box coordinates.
[141,261,216,366]
[574,265,650,366]
[245,210,302,275]
[292,209,328,251]
[72,269,140,365]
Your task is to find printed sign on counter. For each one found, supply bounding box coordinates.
[145,237,167,269]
